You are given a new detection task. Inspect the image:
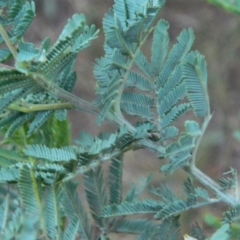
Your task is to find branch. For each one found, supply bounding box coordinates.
[186,165,239,207]
[31,73,137,131]
[8,102,74,113]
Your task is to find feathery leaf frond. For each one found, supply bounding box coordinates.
[18,166,42,215]
[43,185,61,240]
[109,155,123,205]
[102,200,164,218]
[23,145,76,162]
[182,51,209,117]
[84,166,108,227]
[61,182,93,240]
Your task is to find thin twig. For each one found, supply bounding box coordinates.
[0,23,17,58]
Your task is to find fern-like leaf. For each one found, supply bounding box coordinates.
[5,112,34,138]
[151,19,169,76]
[27,110,53,136]
[190,222,206,240]
[150,185,178,203]
[0,147,27,166]
[0,167,19,183]
[109,155,123,205]
[154,200,189,220]
[18,166,42,215]
[182,51,209,117]
[0,88,25,111]
[43,185,61,240]
[113,219,155,234]
[63,217,80,240]
[61,182,93,240]
[156,28,194,88]
[138,217,180,240]
[12,1,35,41]
[84,166,108,227]
[125,174,152,203]
[0,49,12,62]
[23,144,76,162]
[223,205,240,224]
[219,177,236,191]
[126,71,153,91]
[102,200,164,218]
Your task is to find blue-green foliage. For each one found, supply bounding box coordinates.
[93,0,210,175]
[0,2,98,137]
[0,0,237,239]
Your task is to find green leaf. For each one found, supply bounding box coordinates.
[207,0,240,15]
[43,185,61,240]
[84,166,107,227]
[63,217,80,240]
[135,50,152,78]
[102,200,163,218]
[71,25,99,53]
[223,205,240,224]
[183,51,209,117]
[16,42,39,63]
[210,224,230,240]
[185,120,201,137]
[5,113,34,138]
[12,1,35,40]
[194,187,210,201]
[0,88,25,111]
[121,101,153,120]
[61,182,93,239]
[151,19,169,76]
[27,110,53,136]
[161,104,192,129]
[138,217,180,240]
[126,71,153,91]
[0,167,19,183]
[23,145,76,162]
[113,219,155,234]
[125,174,152,203]
[57,14,86,42]
[109,156,123,205]
[0,49,12,62]
[190,222,206,240]
[18,166,42,215]
[150,185,178,203]
[15,214,39,240]
[0,147,28,166]
[154,200,189,220]
[156,28,195,88]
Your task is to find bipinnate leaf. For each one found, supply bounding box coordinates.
[102,200,164,218]
[23,145,76,162]
[182,51,209,117]
[109,156,123,205]
[18,166,42,215]
[43,186,61,240]
[61,182,93,240]
[84,166,108,227]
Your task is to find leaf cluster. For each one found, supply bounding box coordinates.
[0,0,238,239]
[0,1,98,138]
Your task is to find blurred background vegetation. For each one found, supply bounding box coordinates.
[25,0,240,238]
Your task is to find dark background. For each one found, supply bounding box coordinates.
[28,0,240,238]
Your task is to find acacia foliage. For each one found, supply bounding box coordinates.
[0,0,238,239]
